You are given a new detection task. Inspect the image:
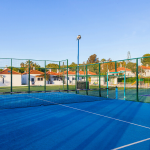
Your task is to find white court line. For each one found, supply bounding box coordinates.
[28,96,150,130]
[112,137,150,150]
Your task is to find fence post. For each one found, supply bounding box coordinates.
[67,59,69,92]
[75,66,77,94]
[11,58,12,93]
[124,70,126,100]
[59,61,60,91]
[115,61,117,72]
[136,58,139,101]
[99,63,101,97]
[107,65,108,98]
[44,60,46,92]
[28,60,30,93]
[63,62,64,90]
[86,65,88,95]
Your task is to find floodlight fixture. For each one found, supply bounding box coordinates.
[77,35,81,40]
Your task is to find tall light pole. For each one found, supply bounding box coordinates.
[77,35,81,81]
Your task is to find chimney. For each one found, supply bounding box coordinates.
[80,69,82,71]
[49,69,51,72]
[68,68,69,71]
[120,64,122,67]
[33,67,35,70]
[57,69,59,73]
[146,64,149,67]
[5,65,7,70]
[87,69,89,71]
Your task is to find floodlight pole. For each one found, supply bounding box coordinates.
[77,35,81,81]
[77,39,79,81]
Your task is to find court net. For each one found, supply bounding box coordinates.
[0,88,116,109]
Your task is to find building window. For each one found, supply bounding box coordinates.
[41,78,43,81]
[68,77,69,80]
[31,78,34,82]
[72,77,75,80]
[3,78,4,84]
[38,78,40,81]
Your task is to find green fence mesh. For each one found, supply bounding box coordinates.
[1,57,150,104]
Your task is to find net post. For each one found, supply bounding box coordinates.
[99,63,101,97]
[136,58,139,101]
[28,59,30,93]
[86,65,88,95]
[115,61,117,72]
[67,59,69,92]
[116,86,118,99]
[11,58,12,93]
[44,60,46,92]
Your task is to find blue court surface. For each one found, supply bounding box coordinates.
[0,93,150,150]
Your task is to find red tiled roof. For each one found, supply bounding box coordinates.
[22,70,44,75]
[109,67,131,72]
[78,71,85,75]
[46,71,58,75]
[35,75,44,77]
[57,70,97,75]
[87,71,97,75]
[0,68,21,75]
[139,66,150,70]
[58,71,76,75]
[78,71,97,75]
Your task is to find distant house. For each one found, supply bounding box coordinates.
[22,69,44,86]
[0,68,21,86]
[108,67,135,85]
[139,65,150,77]
[58,70,76,85]
[46,70,63,85]
[109,67,135,77]
[58,69,105,85]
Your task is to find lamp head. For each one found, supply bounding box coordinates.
[77,35,81,40]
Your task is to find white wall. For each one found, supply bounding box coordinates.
[125,71,135,77]
[0,74,21,87]
[145,70,150,77]
[90,77,105,85]
[22,74,44,86]
[53,81,63,85]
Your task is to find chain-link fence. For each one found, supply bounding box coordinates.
[0,57,150,103]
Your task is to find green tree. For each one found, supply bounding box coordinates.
[46,63,59,72]
[141,54,150,66]
[20,61,42,72]
[100,58,106,63]
[69,62,77,71]
[126,62,136,73]
[87,54,99,64]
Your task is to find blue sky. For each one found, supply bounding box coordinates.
[0,0,150,64]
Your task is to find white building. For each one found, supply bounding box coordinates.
[59,70,105,85]
[46,70,63,85]
[108,67,135,85]
[22,69,44,86]
[139,65,150,77]
[0,68,21,86]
